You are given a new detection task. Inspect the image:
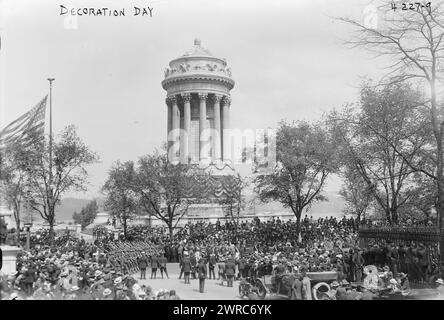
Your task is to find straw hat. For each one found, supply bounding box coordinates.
[436,278,444,285]
[114,277,122,285]
[9,292,19,300]
[103,288,112,296]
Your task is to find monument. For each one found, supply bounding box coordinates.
[162,38,235,166]
[0,205,22,275]
[161,39,238,221]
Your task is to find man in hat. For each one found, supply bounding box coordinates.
[343,283,360,300]
[417,243,428,280]
[237,255,246,280]
[217,258,226,283]
[169,289,180,300]
[159,253,169,279]
[386,243,399,277]
[138,253,148,280]
[225,256,236,287]
[190,251,197,280]
[150,253,159,279]
[336,280,348,300]
[101,288,113,300]
[327,281,339,300]
[182,252,192,284]
[24,263,37,297]
[352,247,365,282]
[198,258,207,293]
[208,253,217,280]
[335,256,345,282]
[290,273,304,300]
[98,253,107,267]
[274,259,286,295]
[301,270,312,300]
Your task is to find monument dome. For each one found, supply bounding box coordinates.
[162,38,235,97]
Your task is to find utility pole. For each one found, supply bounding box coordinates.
[47,78,55,180]
[47,78,55,238]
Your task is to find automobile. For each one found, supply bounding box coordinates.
[239,271,338,300]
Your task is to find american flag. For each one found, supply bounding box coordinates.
[0,95,48,151]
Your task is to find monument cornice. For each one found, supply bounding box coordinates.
[169,55,226,67]
[161,74,235,90]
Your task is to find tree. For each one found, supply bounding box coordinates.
[72,199,99,230]
[339,0,444,256]
[329,82,431,224]
[0,142,31,242]
[339,164,374,228]
[102,161,138,239]
[217,174,246,227]
[401,173,438,222]
[133,152,201,239]
[23,125,98,239]
[254,120,338,239]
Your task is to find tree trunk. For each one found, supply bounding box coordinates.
[390,207,398,225]
[15,215,20,246]
[169,225,174,239]
[13,202,21,246]
[356,212,361,231]
[123,217,127,240]
[437,178,444,262]
[294,209,302,244]
[429,78,444,263]
[49,219,55,245]
[386,208,392,225]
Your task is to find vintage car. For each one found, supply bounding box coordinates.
[239,271,337,300]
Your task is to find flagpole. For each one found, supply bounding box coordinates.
[47,78,55,183]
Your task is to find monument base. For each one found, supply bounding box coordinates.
[1,245,22,275]
[186,203,225,223]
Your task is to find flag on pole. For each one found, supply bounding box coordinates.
[0,95,48,151]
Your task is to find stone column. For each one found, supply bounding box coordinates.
[182,93,191,164]
[198,93,208,161]
[222,96,231,162]
[213,94,222,162]
[171,96,180,160]
[166,98,172,148]
[171,96,180,128]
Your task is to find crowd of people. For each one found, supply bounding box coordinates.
[1,215,443,300]
[0,234,179,300]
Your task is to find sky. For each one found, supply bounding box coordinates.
[0,0,389,198]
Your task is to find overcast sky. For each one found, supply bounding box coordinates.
[0,0,388,198]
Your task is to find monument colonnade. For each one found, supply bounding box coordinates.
[166,92,231,163]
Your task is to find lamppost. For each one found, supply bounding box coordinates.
[24,222,32,251]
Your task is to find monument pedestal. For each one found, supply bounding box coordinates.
[186,203,225,224]
[1,245,22,275]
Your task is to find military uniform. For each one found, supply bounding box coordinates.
[225,259,236,287]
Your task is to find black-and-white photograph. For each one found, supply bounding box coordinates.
[1,0,444,305]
